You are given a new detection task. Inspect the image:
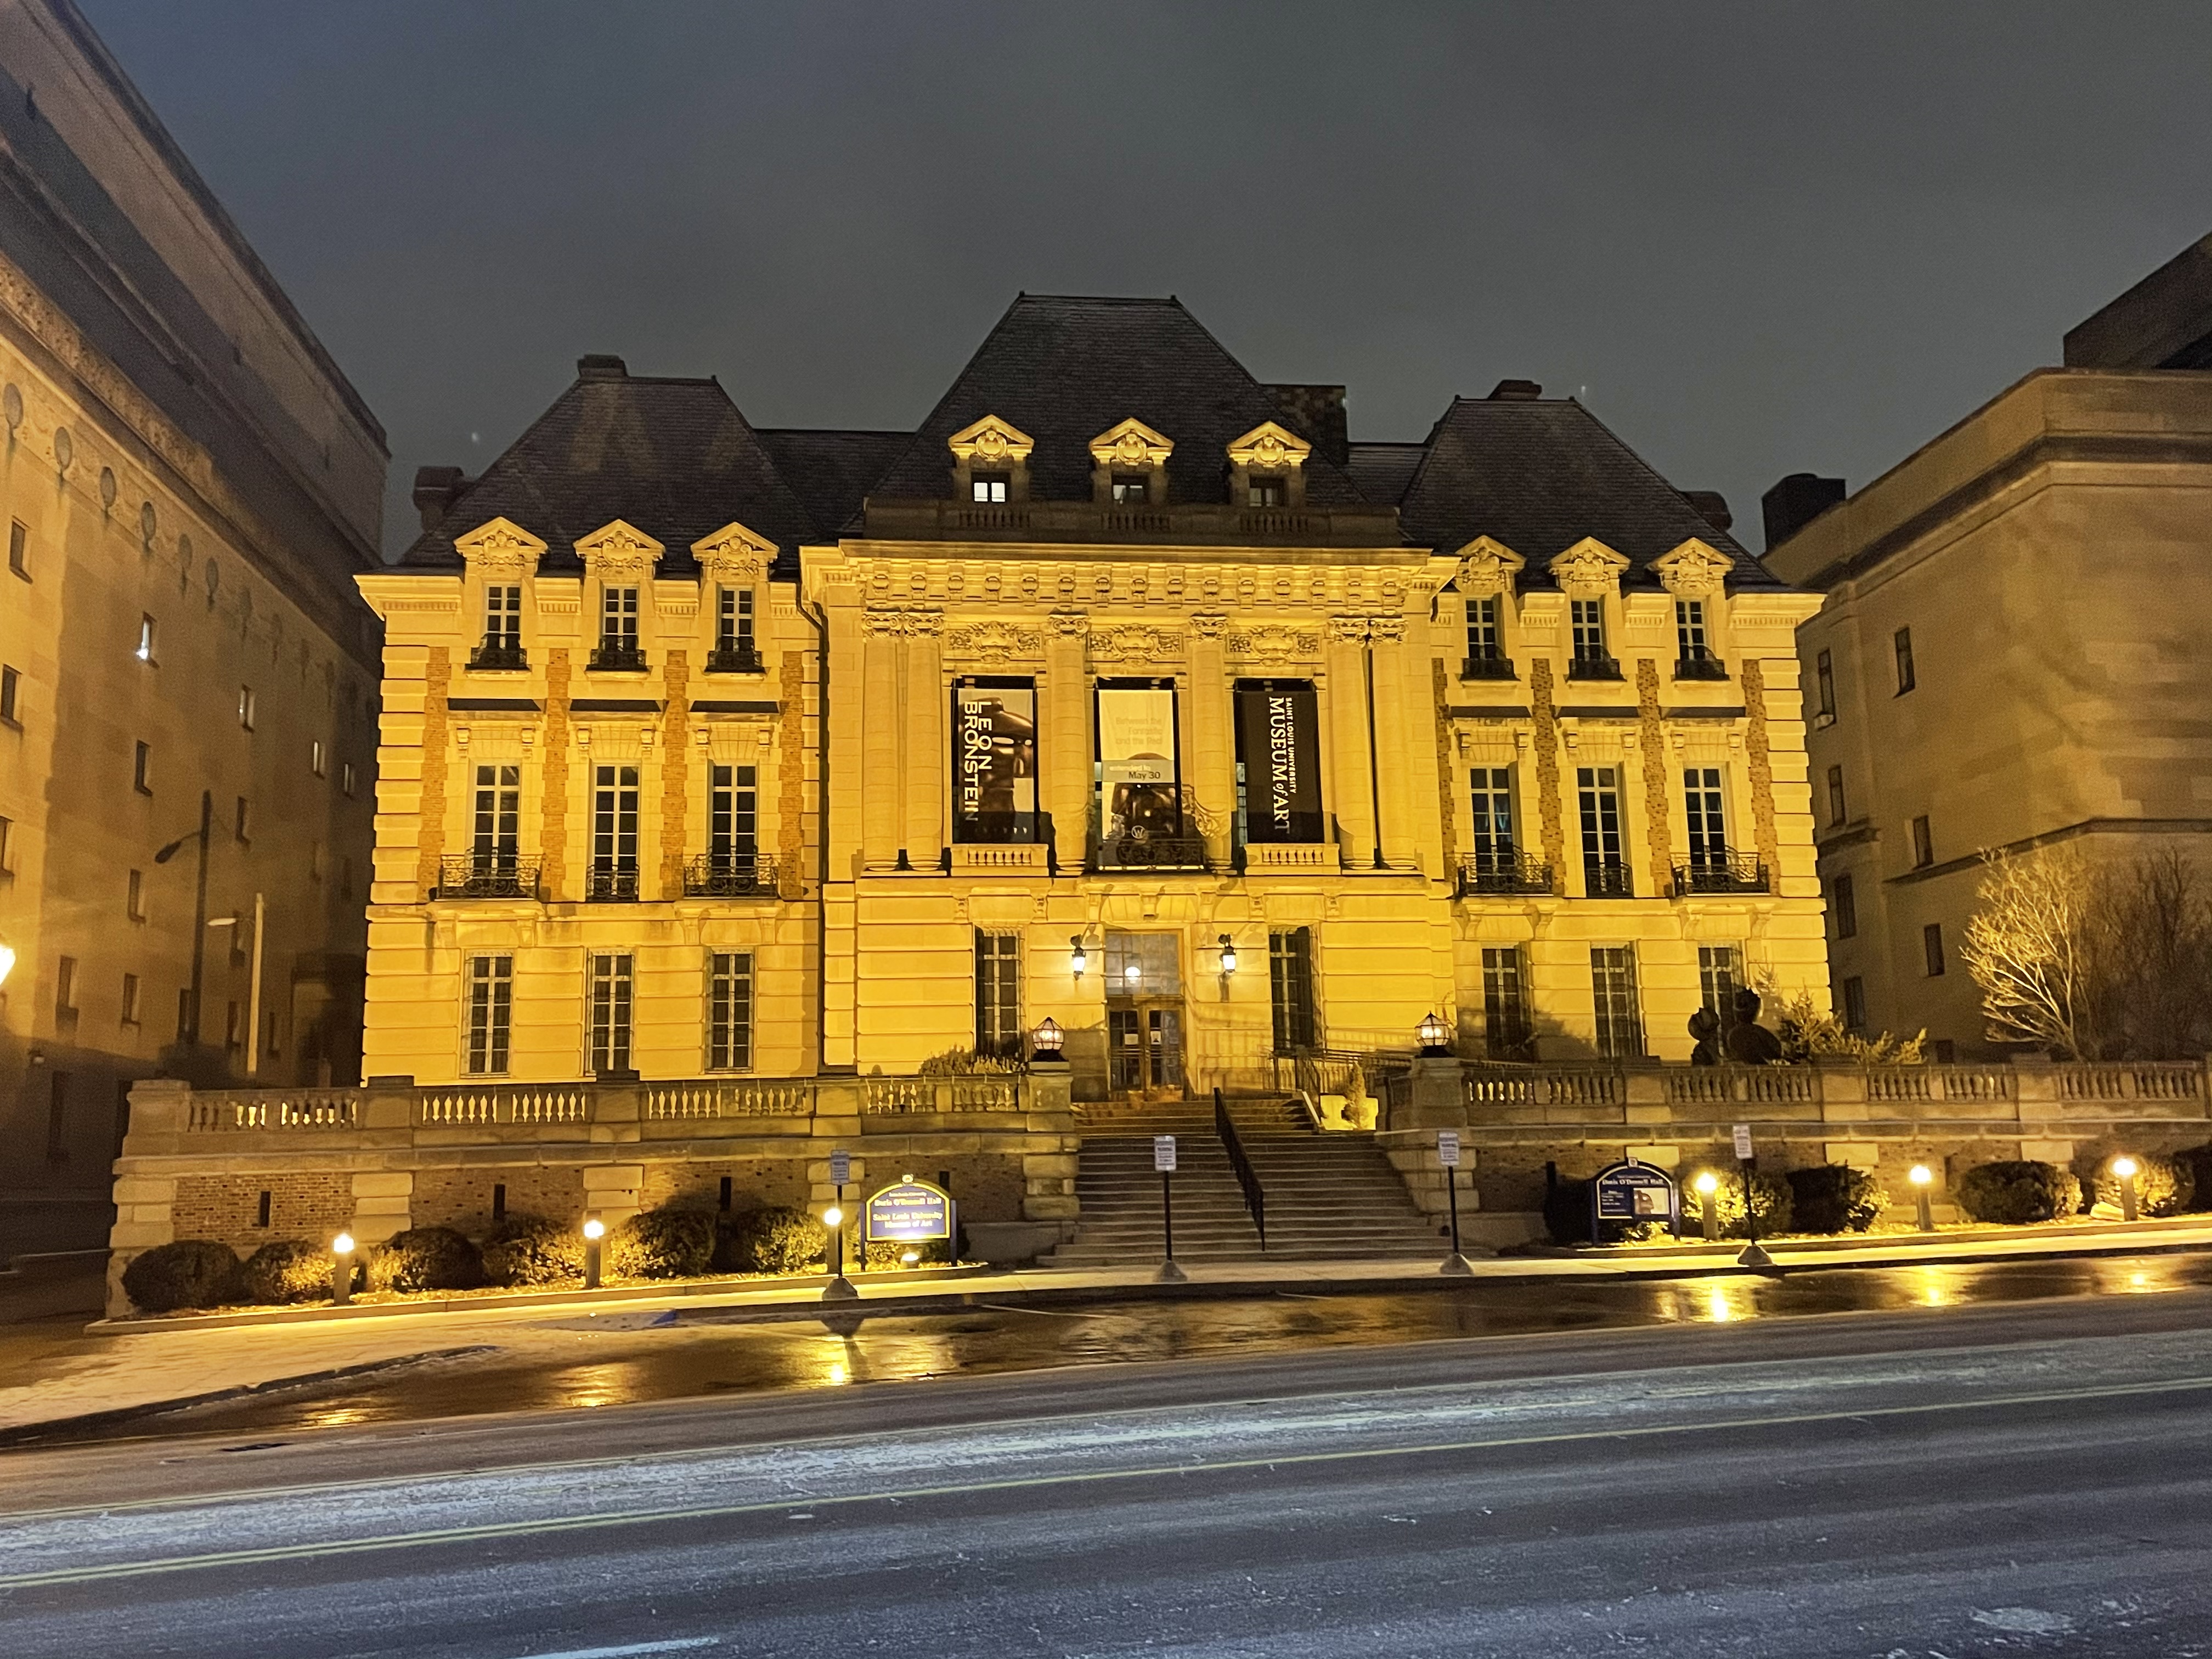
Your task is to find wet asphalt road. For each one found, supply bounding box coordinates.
[3,1259,2212,1655]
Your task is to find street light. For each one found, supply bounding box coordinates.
[2111,1155,2141,1223]
[1416,1011,1452,1058]
[330,1231,354,1305]
[1694,1170,1720,1241]
[205,891,266,1076]
[1030,1017,1064,1062]
[154,790,215,1047]
[822,1203,857,1301]
[1909,1164,1936,1233]
[582,1213,606,1288]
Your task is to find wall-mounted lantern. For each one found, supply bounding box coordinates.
[1217,934,1238,975]
[1069,935,1088,979]
[1031,1017,1065,1062]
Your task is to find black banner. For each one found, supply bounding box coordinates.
[951,679,1037,842]
[1235,680,1322,843]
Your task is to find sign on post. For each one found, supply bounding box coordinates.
[1591,1158,1679,1228]
[865,1179,953,1243]
[1154,1135,1177,1173]
[829,1149,851,1187]
[1437,1130,1461,1169]
[1731,1124,1754,1163]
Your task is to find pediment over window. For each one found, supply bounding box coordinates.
[454,517,546,573]
[1088,417,1173,471]
[1453,535,1526,596]
[575,519,665,578]
[691,520,776,579]
[1548,537,1630,594]
[946,414,1036,466]
[1652,538,1735,597]
[1226,421,1311,472]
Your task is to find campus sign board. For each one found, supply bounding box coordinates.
[1590,1159,1678,1229]
[865,1180,954,1243]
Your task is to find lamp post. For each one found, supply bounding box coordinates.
[1415,1011,1452,1058]
[582,1212,606,1289]
[154,789,215,1046]
[2112,1156,2141,1223]
[822,1201,858,1300]
[1438,1129,1471,1276]
[1030,1017,1065,1064]
[205,892,266,1076]
[1694,1170,1720,1242]
[330,1232,354,1305]
[1909,1164,1936,1232]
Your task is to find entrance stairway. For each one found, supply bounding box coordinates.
[1043,1095,1443,1266]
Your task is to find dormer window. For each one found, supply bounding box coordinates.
[1226,421,1311,510]
[1567,597,1622,681]
[973,473,1011,504]
[708,585,762,674]
[591,584,644,672]
[1248,476,1286,509]
[1111,476,1149,505]
[949,415,1035,505]
[472,583,526,670]
[1090,419,1173,506]
[1674,599,1728,680]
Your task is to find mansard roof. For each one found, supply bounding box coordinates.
[861,294,1370,510]
[1397,396,1779,588]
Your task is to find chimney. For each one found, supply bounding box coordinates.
[1266,384,1348,465]
[577,354,629,381]
[1487,379,1543,400]
[1760,473,1846,550]
[1680,491,1733,534]
[411,465,469,534]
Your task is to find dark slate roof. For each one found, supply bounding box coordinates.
[864,294,1372,507]
[399,372,823,576]
[1344,441,1426,506]
[1396,397,1781,588]
[755,428,905,539]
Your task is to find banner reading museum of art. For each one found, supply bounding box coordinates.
[1096,684,1182,841]
[1234,680,1322,843]
[951,678,1038,842]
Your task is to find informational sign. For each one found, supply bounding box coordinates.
[1731,1123,1755,1163]
[1234,681,1323,842]
[1437,1130,1461,1169]
[829,1149,851,1187]
[951,679,1037,843]
[1591,1159,1678,1226]
[864,1179,953,1243]
[1098,685,1182,842]
[1154,1135,1177,1173]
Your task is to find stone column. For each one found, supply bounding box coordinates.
[1187,614,1232,864]
[860,613,900,870]
[1368,617,1420,869]
[1044,613,1090,868]
[1326,618,1377,867]
[902,619,945,870]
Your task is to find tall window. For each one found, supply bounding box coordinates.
[972,473,1009,504]
[1675,599,1709,661]
[121,973,141,1027]
[1923,922,1945,978]
[55,955,77,1024]
[1481,945,1532,1060]
[1111,475,1148,504]
[1814,648,1836,724]
[974,932,1021,1058]
[1269,927,1317,1052]
[136,614,156,663]
[716,587,755,656]
[708,951,754,1071]
[1248,475,1286,508]
[1910,814,1933,868]
[709,764,758,868]
[1826,764,1848,827]
[1577,766,1629,896]
[1683,768,1728,867]
[592,764,639,899]
[1841,977,1867,1031]
[0,665,18,723]
[1893,627,1916,693]
[8,519,26,578]
[466,955,512,1076]
[484,584,523,653]
[1698,945,1743,1035]
[1570,599,1607,661]
[1467,594,1502,662]
[239,685,257,730]
[127,868,145,921]
[1468,768,1517,871]
[473,764,520,867]
[133,740,152,794]
[1589,946,1645,1059]
[588,953,634,1075]
[600,586,640,655]
[1831,872,1858,939]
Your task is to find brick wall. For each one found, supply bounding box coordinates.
[412,1166,586,1234]
[172,1172,351,1251]
[641,1157,809,1217]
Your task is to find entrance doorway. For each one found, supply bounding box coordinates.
[1105,932,1184,1099]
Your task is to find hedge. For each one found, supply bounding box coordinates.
[121,1240,245,1313]
[1682,1166,1794,1239]
[726,1206,828,1274]
[610,1207,716,1279]
[1785,1165,1886,1235]
[240,1240,337,1305]
[367,1226,484,1294]
[480,1215,585,1287]
[1956,1160,2080,1224]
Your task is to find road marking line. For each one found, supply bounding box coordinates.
[4,1372,2211,1590]
[514,1640,718,1658]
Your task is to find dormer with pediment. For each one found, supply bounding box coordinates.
[1088,417,1173,506]
[947,414,1035,505]
[576,520,664,673]
[1226,420,1311,509]
[692,520,777,674]
[454,517,549,670]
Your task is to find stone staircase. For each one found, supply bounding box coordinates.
[1043,1095,1444,1266]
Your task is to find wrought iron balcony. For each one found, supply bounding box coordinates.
[467,638,528,672]
[703,643,765,675]
[586,863,640,902]
[1459,651,1517,681]
[1456,850,1554,896]
[1674,852,1770,895]
[1583,857,1635,898]
[1092,832,1210,872]
[587,641,647,673]
[436,854,539,899]
[1567,651,1623,681]
[1673,649,1730,681]
[682,852,778,896]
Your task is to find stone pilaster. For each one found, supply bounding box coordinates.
[1432,658,1457,873]
[860,613,901,868]
[1636,658,1673,898]
[1742,658,1781,884]
[1187,613,1231,865]
[1044,611,1090,865]
[1530,658,1565,894]
[541,648,571,899]
[1368,617,1417,868]
[412,646,450,899]
[659,649,690,898]
[901,619,945,869]
[1326,617,1376,866]
[778,645,806,901]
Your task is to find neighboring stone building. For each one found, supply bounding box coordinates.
[357,294,1827,1098]
[1764,233,2212,1057]
[0,1,386,1252]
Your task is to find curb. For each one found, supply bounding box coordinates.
[0,1346,496,1450]
[1525,1215,2212,1262]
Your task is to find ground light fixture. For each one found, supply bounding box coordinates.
[330,1231,354,1305]
[1416,1011,1452,1057]
[582,1212,606,1289]
[1693,1170,1720,1240]
[1030,1016,1064,1062]
[1909,1164,1936,1232]
[1217,934,1238,974]
[821,1203,857,1301]
[2112,1155,2142,1223]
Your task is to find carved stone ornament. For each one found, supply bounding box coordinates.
[945,621,1045,663]
[1329,614,1373,645]
[1088,417,1173,471]
[1048,609,1091,637]
[1088,624,1184,663]
[1226,420,1312,472]
[863,606,944,637]
[1367,613,1406,643]
[1548,537,1632,595]
[454,516,549,575]
[691,520,776,580]
[1189,612,1227,639]
[1226,623,1322,660]
[1652,537,1735,597]
[575,519,665,579]
[947,413,1036,466]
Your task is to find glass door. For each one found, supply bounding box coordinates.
[1105,932,1186,1099]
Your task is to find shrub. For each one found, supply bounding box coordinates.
[366,1226,484,1294]
[1683,1166,1794,1239]
[728,1205,829,1274]
[1541,1177,1593,1245]
[480,1215,584,1287]
[1785,1165,1886,1235]
[240,1240,336,1305]
[1956,1160,2081,1225]
[121,1240,245,1313]
[610,1207,716,1279]
[2092,1153,2196,1218]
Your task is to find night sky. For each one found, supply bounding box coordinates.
[75,1,2212,558]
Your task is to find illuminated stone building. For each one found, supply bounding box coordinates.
[0,2,385,1252]
[359,296,1827,1102]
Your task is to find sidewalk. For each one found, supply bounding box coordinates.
[3,1216,2208,1444]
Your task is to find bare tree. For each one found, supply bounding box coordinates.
[1960,845,2107,1058]
[2103,849,2212,1058]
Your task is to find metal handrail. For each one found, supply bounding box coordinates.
[1459,652,1517,681]
[436,853,540,899]
[1673,651,1729,681]
[704,644,765,674]
[1215,1086,1266,1250]
[587,863,640,901]
[1673,852,1770,895]
[1566,651,1623,681]
[1092,832,1209,871]
[1457,849,1554,896]
[588,642,646,672]
[467,639,527,671]
[683,852,777,896]
[1584,857,1635,898]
